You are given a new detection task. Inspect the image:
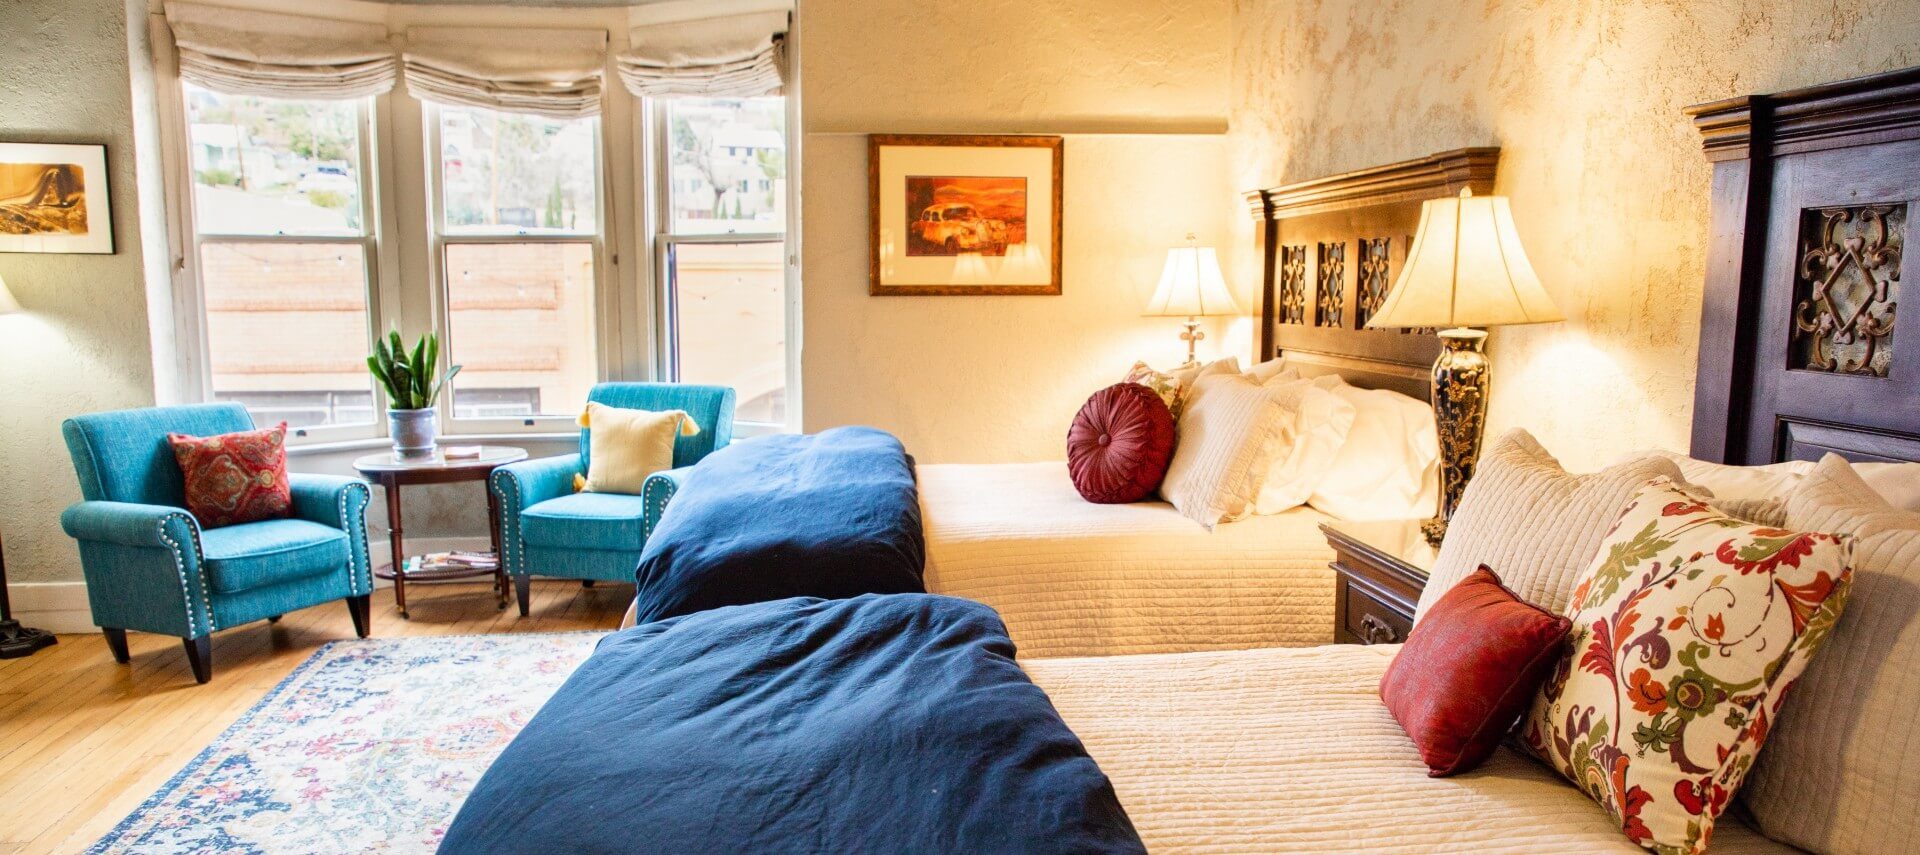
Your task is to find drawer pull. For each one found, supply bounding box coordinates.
[1360,613,1401,645]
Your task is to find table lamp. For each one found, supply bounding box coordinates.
[1366,189,1563,545]
[1145,234,1239,365]
[0,273,56,658]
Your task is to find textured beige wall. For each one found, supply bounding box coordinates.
[0,0,161,584]
[1230,0,1920,470]
[799,0,1246,463]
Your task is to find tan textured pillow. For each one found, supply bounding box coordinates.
[577,402,700,495]
[1415,429,1685,622]
[1741,454,1920,855]
[1158,372,1294,528]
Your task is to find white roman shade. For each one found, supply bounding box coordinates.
[403,27,608,120]
[617,11,788,98]
[164,2,397,99]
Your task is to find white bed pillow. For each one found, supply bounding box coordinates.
[1307,382,1439,521]
[1622,450,1920,521]
[1856,461,1920,512]
[1244,357,1292,384]
[1159,373,1300,528]
[1251,374,1356,514]
[1416,429,1686,621]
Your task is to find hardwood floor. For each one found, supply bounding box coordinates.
[0,580,631,855]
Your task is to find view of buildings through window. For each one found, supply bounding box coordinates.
[184,85,792,433]
[187,85,377,430]
[435,105,600,420]
[662,97,788,424]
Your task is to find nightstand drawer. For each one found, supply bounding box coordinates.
[1339,579,1414,645]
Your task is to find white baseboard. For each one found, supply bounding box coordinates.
[9,581,93,634]
[10,535,493,634]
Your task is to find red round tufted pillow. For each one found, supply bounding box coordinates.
[1067,382,1177,504]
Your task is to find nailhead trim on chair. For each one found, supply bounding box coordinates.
[490,470,524,581]
[340,481,372,596]
[156,511,215,634]
[642,480,678,542]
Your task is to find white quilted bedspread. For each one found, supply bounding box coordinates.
[1024,644,1797,854]
[919,462,1337,657]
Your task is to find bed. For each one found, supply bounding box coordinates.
[920,461,1339,656]
[1027,643,1794,854]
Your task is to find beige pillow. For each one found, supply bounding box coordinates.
[1415,429,1685,621]
[577,402,700,495]
[1741,454,1920,855]
[1158,372,1295,528]
[1122,357,1240,420]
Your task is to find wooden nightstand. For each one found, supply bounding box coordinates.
[1321,520,1437,645]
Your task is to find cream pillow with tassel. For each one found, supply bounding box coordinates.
[576,402,700,495]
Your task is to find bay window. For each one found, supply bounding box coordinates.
[162,7,797,447]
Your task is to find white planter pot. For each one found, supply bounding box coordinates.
[389,408,438,459]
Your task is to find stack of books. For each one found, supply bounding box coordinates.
[405,550,500,574]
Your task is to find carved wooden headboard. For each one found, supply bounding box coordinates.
[1246,148,1499,402]
[1687,67,1919,465]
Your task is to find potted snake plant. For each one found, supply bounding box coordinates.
[368,329,461,459]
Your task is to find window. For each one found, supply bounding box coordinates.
[657,97,788,426]
[432,105,601,424]
[184,84,377,435]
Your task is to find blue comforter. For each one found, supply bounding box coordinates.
[630,426,925,625]
[441,594,1144,854]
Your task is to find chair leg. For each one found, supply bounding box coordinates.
[182,636,212,684]
[515,574,531,617]
[582,579,595,589]
[267,615,282,624]
[102,628,130,664]
[347,595,371,638]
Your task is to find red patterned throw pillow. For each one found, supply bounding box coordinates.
[1380,566,1572,776]
[168,423,293,528]
[1067,383,1176,504]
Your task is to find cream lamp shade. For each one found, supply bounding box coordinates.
[1366,188,1562,330]
[0,274,20,315]
[1145,242,1239,318]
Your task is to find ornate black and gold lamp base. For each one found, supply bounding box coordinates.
[1423,328,1491,546]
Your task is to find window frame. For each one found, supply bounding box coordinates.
[177,87,387,445]
[647,97,795,435]
[424,102,612,436]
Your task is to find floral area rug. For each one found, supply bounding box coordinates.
[89,632,604,854]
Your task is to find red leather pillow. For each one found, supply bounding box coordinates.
[168,423,292,529]
[1380,565,1571,777]
[1067,383,1176,504]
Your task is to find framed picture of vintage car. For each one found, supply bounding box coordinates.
[869,134,1062,295]
[0,143,114,254]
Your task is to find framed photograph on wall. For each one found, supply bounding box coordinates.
[0,143,114,254]
[869,134,1061,295]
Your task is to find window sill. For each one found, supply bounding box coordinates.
[286,432,580,458]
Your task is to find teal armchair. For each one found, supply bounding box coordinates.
[61,403,373,683]
[490,383,735,615]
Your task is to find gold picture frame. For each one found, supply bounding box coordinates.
[869,134,1062,295]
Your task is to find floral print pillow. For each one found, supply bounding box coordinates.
[1520,477,1853,855]
[1123,358,1239,420]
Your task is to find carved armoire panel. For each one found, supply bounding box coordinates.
[1315,241,1345,328]
[1279,244,1308,325]
[1792,204,1902,377]
[1356,237,1391,327]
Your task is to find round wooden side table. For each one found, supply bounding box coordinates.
[353,446,528,618]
